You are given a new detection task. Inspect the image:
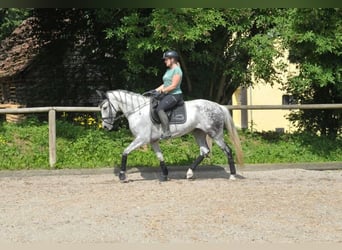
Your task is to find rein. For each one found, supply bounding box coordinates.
[101,99,121,126]
[101,92,151,126]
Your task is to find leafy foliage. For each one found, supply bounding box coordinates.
[1,8,341,136]
[107,8,284,103]
[0,119,340,170]
[282,8,342,137]
[0,8,31,41]
[29,8,132,102]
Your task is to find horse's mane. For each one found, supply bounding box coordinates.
[107,90,150,109]
[108,89,148,99]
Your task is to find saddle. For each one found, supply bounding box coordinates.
[147,92,187,125]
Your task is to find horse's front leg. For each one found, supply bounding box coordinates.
[118,138,146,182]
[151,142,168,181]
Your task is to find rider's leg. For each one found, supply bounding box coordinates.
[157,109,171,139]
[156,95,178,139]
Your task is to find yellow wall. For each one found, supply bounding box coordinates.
[232,46,299,133]
[250,84,291,132]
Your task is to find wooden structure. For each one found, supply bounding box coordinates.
[0,18,38,113]
[0,17,109,117]
[0,104,25,123]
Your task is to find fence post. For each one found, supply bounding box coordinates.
[48,108,56,168]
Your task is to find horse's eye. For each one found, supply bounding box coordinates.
[103,106,108,110]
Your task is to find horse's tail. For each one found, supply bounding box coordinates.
[221,106,244,167]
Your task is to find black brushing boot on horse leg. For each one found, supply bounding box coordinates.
[226,146,237,175]
[220,142,236,175]
[159,161,168,181]
[190,155,205,171]
[119,154,127,181]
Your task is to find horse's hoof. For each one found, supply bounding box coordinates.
[159,175,168,182]
[119,171,126,181]
[229,174,236,180]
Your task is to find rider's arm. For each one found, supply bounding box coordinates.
[162,74,181,93]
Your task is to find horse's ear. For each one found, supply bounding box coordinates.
[96,90,107,99]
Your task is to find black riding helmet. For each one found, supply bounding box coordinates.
[162,50,179,60]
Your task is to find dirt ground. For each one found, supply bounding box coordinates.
[0,165,342,243]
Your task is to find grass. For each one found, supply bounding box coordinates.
[0,118,341,170]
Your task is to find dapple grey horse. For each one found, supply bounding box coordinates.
[97,90,243,181]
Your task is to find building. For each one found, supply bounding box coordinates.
[232,47,299,133]
[0,17,112,110]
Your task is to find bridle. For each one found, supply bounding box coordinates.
[100,95,150,127]
[100,99,123,127]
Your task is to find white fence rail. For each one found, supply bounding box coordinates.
[1,104,341,168]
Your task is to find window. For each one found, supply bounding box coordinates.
[282,94,297,105]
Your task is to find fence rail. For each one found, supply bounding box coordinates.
[0,104,341,168]
[0,106,100,114]
[225,104,342,110]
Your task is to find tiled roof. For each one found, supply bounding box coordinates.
[0,17,41,78]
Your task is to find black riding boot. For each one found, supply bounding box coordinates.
[157,110,172,139]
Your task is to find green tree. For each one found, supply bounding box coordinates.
[0,8,31,41]
[107,8,284,103]
[282,8,342,138]
[29,9,131,105]
[24,8,285,105]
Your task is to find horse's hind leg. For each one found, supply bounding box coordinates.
[151,142,168,181]
[187,129,210,179]
[214,136,237,180]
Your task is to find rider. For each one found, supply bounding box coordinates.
[155,50,183,139]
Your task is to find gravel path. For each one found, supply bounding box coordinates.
[0,167,342,243]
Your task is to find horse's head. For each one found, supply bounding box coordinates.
[97,90,118,131]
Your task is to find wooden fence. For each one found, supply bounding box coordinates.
[0,104,341,168]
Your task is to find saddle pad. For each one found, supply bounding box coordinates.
[150,98,187,125]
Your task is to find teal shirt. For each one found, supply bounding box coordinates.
[162,66,183,95]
